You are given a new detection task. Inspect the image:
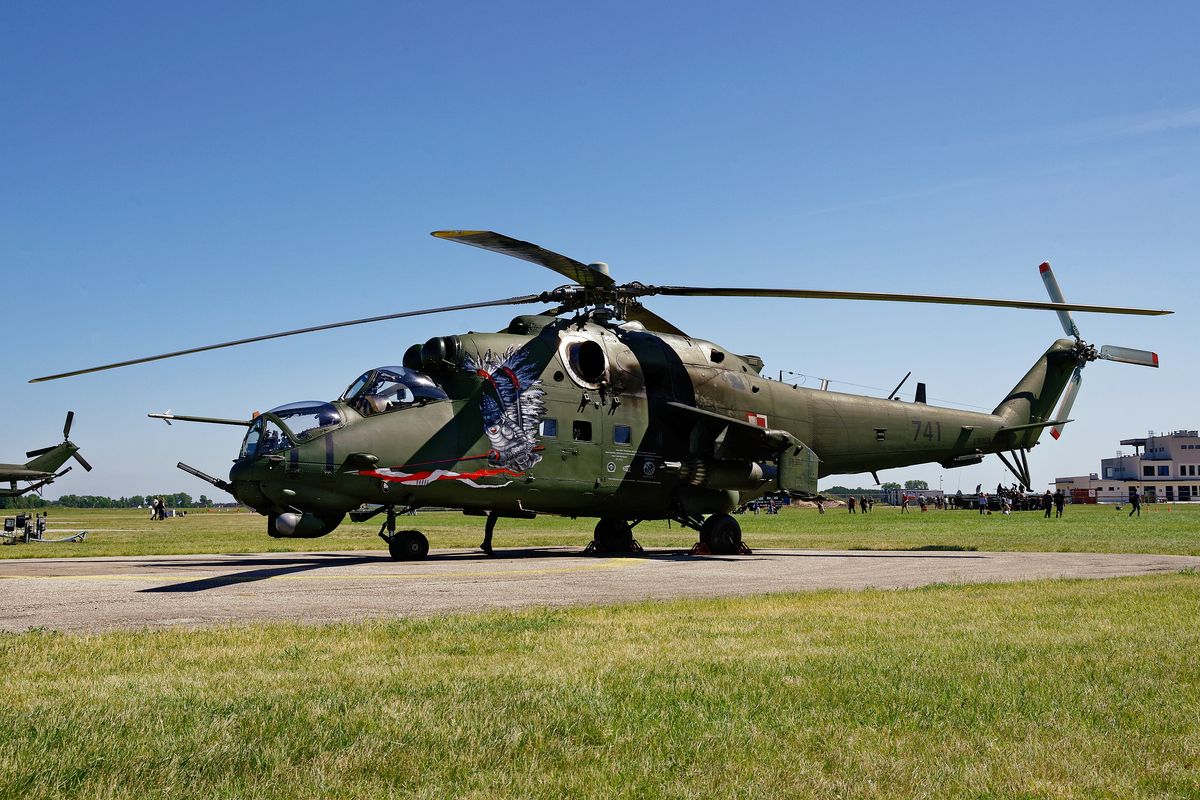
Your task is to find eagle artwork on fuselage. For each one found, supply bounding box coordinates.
[469,347,547,472]
[358,348,545,489]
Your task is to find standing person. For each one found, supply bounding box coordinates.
[150,498,159,521]
[978,493,987,515]
[900,494,909,513]
[1042,490,1053,518]
[847,496,856,514]
[1129,489,1142,517]
[859,496,869,515]
[815,499,825,515]
[1053,489,1065,518]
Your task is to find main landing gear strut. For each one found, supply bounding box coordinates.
[481,512,498,556]
[378,505,429,561]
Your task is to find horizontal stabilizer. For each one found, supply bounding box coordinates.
[1001,418,1073,433]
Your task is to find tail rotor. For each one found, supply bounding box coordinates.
[1039,263,1159,440]
[62,411,93,472]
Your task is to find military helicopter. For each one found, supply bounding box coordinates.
[0,411,92,498]
[31,232,1168,558]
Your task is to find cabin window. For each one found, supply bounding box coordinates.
[573,420,592,441]
[540,418,558,437]
[875,428,887,442]
[613,425,632,445]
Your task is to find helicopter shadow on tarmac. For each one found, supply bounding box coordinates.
[134,546,984,593]
[133,548,741,593]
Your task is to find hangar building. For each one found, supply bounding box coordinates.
[1054,429,1200,503]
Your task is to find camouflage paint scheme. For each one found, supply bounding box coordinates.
[224,311,1078,537]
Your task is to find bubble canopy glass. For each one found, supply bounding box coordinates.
[340,366,449,416]
[239,401,343,459]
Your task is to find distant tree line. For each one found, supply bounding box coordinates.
[825,479,929,497]
[1,493,214,510]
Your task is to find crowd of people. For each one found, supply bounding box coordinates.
[743,484,1149,517]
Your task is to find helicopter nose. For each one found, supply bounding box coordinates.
[228,461,270,510]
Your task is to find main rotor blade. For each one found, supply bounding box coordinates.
[623,302,689,337]
[29,294,543,383]
[646,286,1171,316]
[433,230,616,289]
[63,410,75,440]
[72,451,93,472]
[25,446,55,459]
[1099,344,1159,368]
[1050,368,1083,441]
[1038,262,1081,338]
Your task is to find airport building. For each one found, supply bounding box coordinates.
[1055,429,1200,503]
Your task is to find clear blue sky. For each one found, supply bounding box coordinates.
[3,2,1196,499]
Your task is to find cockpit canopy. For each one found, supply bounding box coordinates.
[238,401,342,460]
[269,401,343,438]
[340,366,449,416]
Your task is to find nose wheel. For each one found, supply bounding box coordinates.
[378,506,429,561]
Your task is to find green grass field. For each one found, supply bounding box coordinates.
[5,505,1198,797]
[3,502,1198,559]
[2,574,1197,798]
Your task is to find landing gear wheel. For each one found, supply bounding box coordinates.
[699,514,742,555]
[389,530,429,561]
[592,519,635,553]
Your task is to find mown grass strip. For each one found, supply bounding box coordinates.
[2,573,1198,798]
[3,503,1200,560]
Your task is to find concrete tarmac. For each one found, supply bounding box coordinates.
[2,547,1198,633]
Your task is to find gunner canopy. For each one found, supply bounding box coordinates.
[238,401,342,460]
[340,366,448,416]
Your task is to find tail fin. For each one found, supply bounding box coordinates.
[24,444,72,474]
[992,338,1079,440]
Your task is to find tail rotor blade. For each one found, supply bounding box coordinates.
[1099,345,1159,368]
[63,410,75,440]
[1038,263,1081,339]
[73,452,94,472]
[1050,368,1083,440]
